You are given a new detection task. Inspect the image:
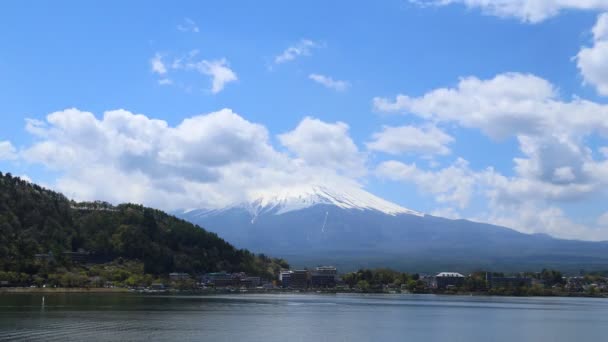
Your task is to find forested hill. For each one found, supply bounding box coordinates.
[0,172,288,280]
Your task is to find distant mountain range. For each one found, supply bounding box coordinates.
[178,184,608,274]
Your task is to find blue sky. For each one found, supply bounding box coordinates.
[2,0,608,240]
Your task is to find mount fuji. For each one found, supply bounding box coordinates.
[178,184,608,273]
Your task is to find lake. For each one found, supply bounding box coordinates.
[1,293,607,341]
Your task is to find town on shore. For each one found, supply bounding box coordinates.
[2,257,608,297]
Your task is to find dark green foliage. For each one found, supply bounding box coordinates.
[0,172,288,283]
[342,268,419,292]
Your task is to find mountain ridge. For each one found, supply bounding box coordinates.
[178,185,608,273]
[0,171,288,282]
[184,183,423,220]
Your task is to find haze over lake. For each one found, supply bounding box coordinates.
[1,293,608,341]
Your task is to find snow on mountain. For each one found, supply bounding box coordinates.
[184,184,423,219]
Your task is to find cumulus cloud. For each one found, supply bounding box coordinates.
[376,156,608,239]
[177,18,199,33]
[278,117,367,177]
[376,158,477,208]
[274,39,318,64]
[367,124,453,156]
[373,71,608,239]
[480,204,605,240]
[21,108,276,208]
[20,108,366,211]
[309,74,350,91]
[412,0,608,23]
[373,73,608,202]
[577,13,608,96]
[373,72,608,140]
[0,141,17,160]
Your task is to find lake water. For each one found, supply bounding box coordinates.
[1,293,607,341]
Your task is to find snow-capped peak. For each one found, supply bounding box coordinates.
[241,184,423,217]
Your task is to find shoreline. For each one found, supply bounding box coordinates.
[0,287,129,294]
[1,287,604,299]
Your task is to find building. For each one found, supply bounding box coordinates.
[289,270,310,289]
[240,277,261,288]
[565,277,585,292]
[486,273,532,289]
[280,270,294,288]
[203,272,238,287]
[311,266,338,288]
[434,272,465,289]
[169,273,191,281]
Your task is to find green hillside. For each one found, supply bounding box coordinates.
[0,172,288,287]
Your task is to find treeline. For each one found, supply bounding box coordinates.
[342,268,427,293]
[341,268,577,295]
[0,172,288,286]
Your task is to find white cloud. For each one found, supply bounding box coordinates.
[274,39,318,64]
[374,72,608,140]
[374,72,608,213]
[377,157,608,239]
[21,108,273,207]
[0,141,17,160]
[481,204,605,240]
[367,124,453,156]
[278,117,366,177]
[413,0,608,23]
[376,158,477,208]
[598,211,608,226]
[372,71,608,239]
[309,74,350,91]
[577,13,608,96]
[177,18,200,33]
[374,73,608,200]
[150,53,167,75]
[20,108,366,211]
[152,51,238,94]
[186,58,238,94]
[593,12,608,40]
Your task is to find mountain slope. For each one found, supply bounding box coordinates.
[0,172,288,279]
[179,184,608,273]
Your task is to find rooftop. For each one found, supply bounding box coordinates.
[436,272,465,278]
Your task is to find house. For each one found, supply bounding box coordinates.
[202,272,237,287]
[566,277,585,292]
[289,270,310,289]
[280,270,294,288]
[434,272,465,289]
[311,266,338,288]
[240,277,261,288]
[486,273,532,289]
